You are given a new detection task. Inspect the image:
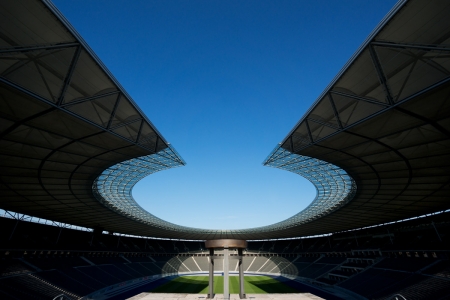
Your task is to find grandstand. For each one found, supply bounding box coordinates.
[0,208,448,299]
[1,0,450,299]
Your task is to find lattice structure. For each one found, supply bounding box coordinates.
[93,145,355,237]
[263,148,356,229]
[93,147,197,232]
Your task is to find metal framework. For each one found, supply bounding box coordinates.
[92,147,193,232]
[1,0,450,240]
[257,0,450,238]
[0,0,187,238]
[93,147,356,237]
[263,148,356,227]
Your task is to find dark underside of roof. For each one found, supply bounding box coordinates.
[264,0,450,239]
[1,0,450,240]
[0,0,186,239]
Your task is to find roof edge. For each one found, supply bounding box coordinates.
[41,0,171,146]
[279,0,408,146]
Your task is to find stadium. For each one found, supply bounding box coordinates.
[0,0,449,299]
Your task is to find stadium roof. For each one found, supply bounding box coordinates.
[0,0,449,240]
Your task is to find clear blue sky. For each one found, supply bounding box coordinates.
[53,0,397,230]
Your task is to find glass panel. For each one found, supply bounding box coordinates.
[93,146,190,232]
[262,147,356,228]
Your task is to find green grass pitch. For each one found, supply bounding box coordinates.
[149,275,299,294]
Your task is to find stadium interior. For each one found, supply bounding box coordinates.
[1,0,450,299]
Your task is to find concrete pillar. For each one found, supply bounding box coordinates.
[238,248,246,299]
[208,248,214,299]
[223,247,229,300]
[205,239,247,300]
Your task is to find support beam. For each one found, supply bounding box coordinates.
[55,227,63,244]
[371,41,450,52]
[107,93,122,129]
[60,90,120,108]
[223,247,229,300]
[431,221,442,242]
[328,93,343,129]
[56,46,82,106]
[208,248,214,299]
[116,235,121,248]
[304,119,314,143]
[0,42,79,54]
[329,90,390,107]
[238,248,246,299]
[368,45,394,105]
[9,218,19,241]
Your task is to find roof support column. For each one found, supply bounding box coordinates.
[208,248,214,299]
[238,248,246,299]
[205,239,247,299]
[223,247,229,300]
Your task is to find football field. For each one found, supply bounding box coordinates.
[149,275,299,294]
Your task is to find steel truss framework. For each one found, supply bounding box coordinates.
[93,147,356,236]
[1,0,450,240]
[260,0,450,238]
[0,0,188,238]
